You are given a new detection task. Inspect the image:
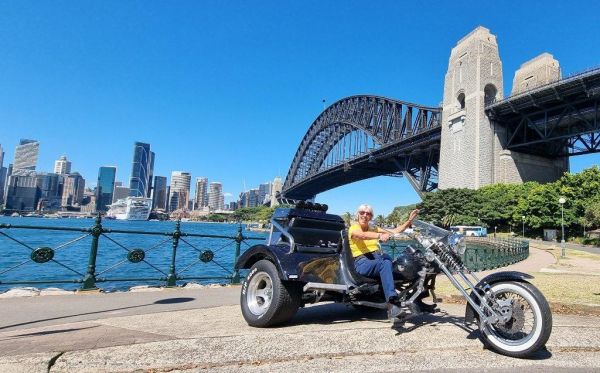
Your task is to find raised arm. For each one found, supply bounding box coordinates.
[391,209,419,234]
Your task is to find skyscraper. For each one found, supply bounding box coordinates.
[0,144,5,204]
[5,173,38,211]
[61,172,85,207]
[152,176,168,211]
[194,177,208,209]
[258,182,272,205]
[54,155,72,174]
[270,176,282,206]
[208,182,224,211]
[147,151,155,198]
[35,173,62,211]
[13,139,40,171]
[96,166,116,212]
[129,142,152,198]
[169,171,191,211]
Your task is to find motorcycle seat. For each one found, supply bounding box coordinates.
[339,230,378,285]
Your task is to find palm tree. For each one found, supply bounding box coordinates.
[342,212,352,227]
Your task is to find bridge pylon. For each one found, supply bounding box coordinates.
[438,26,568,189]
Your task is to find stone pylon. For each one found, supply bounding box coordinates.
[438,26,568,190]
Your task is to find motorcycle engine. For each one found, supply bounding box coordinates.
[392,246,424,281]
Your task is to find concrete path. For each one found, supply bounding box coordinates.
[0,289,599,372]
[0,246,599,372]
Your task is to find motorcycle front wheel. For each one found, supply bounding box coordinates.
[479,281,552,358]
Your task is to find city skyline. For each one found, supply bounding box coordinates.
[1,2,600,215]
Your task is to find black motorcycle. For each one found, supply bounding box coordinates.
[235,203,552,358]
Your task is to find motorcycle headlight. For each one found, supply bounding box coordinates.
[449,233,466,255]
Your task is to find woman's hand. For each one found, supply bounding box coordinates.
[408,209,420,222]
[379,232,391,242]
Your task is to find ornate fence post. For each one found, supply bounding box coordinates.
[232,225,243,284]
[82,214,102,290]
[166,220,181,287]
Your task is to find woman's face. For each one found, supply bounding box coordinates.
[357,208,372,225]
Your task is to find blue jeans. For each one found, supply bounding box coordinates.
[354,252,396,302]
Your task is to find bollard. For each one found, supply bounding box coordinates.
[232,225,243,284]
[166,220,181,287]
[82,214,102,290]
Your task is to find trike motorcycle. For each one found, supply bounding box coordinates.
[235,202,552,358]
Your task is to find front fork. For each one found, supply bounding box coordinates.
[433,257,511,326]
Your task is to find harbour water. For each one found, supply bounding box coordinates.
[0,216,267,292]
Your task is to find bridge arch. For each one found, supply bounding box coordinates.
[283,95,441,200]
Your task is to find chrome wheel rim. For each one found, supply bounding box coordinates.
[247,272,274,316]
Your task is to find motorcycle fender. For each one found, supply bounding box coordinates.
[234,244,289,280]
[464,271,534,325]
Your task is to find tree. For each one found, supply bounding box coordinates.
[341,212,352,227]
[584,198,600,228]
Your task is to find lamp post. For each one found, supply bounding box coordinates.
[522,215,525,238]
[559,197,566,258]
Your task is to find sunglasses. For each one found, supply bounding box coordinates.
[358,211,372,216]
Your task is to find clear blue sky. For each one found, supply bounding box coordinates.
[1,1,599,216]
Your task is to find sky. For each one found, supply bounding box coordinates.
[1,1,599,216]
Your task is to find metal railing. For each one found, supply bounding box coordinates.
[462,237,529,271]
[383,237,529,272]
[0,216,264,291]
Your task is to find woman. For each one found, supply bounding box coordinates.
[348,204,419,319]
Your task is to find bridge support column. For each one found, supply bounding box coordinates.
[438,27,568,190]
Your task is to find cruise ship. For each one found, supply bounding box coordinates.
[107,197,152,221]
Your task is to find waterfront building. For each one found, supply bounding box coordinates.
[271,176,282,206]
[228,201,238,211]
[152,176,168,211]
[13,139,39,171]
[129,142,153,198]
[194,177,208,209]
[53,155,72,174]
[61,172,85,207]
[0,144,5,204]
[113,184,130,203]
[96,166,116,212]
[169,171,191,211]
[208,182,224,211]
[258,182,272,205]
[5,171,37,211]
[35,173,62,211]
[147,151,155,198]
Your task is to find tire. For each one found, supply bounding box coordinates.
[240,259,300,327]
[478,281,552,358]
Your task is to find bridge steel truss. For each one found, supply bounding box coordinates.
[486,67,600,157]
[283,95,441,200]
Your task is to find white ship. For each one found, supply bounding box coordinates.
[107,197,152,221]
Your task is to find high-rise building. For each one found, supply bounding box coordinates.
[152,176,168,211]
[169,171,191,211]
[96,166,116,212]
[258,182,272,205]
[147,151,155,198]
[208,182,224,211]
[35,173,62,211]
[129,142,152,198]
[270,176,283,206]
[194,177,208,209]
[13,139,40,171]
[5,172,38,211]
[54,155,72,174]
[0,144,5,204]
[61,172,85,207]
[112,184,130,203]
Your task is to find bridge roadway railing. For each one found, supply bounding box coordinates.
[383,237,529,272]
[0,216,264,291]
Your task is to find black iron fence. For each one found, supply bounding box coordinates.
[0,216,264,291]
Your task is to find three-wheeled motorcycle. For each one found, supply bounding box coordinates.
[235,202,552,358]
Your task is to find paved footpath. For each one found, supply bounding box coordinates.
[0,247,599,372]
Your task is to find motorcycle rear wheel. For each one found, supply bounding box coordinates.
[479,281,552,358]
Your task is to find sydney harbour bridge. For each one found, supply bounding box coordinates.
[281,27,600,201]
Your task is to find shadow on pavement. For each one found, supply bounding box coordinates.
[2,326,99,340]
[0,297,196,331]
[154,297,195,304]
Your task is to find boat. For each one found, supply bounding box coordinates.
[246,222,271,233]
[107,197,152,221]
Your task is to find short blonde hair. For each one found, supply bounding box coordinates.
[355,204,374,220]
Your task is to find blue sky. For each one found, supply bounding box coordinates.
[1,1,599,216]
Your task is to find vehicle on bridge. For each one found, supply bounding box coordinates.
[235,202,552,358]
[450,225,488,237]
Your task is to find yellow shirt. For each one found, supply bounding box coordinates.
[348,224,380,257]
